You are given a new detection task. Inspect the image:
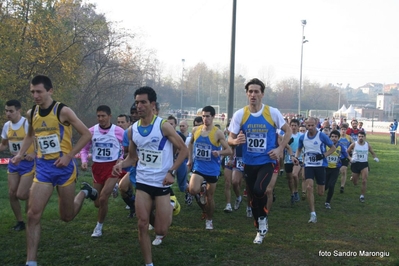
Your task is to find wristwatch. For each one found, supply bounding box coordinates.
[168,170,177,176]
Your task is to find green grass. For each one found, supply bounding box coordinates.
[0,135,398,266]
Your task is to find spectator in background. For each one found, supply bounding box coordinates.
[391,119,398,144]
[358,121,366,133]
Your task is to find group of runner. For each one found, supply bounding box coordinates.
[1,75,380,266]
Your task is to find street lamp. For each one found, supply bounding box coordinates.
[337,83,342,110]
[181,59,185,115]
[298,19,308,116]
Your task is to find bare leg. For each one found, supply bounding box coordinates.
[26,183,54,262]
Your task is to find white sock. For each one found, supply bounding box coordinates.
[26,261,37,266]
[82,190,88,197]
[96,222,103,230]
[146,263,154,266]
[311,212,316,216]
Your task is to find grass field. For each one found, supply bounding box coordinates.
[0,135,398,266]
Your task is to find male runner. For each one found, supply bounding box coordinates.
[228,78,291,244]
[12,75,96,266]
[0,100,35,231]
[113,86,188,266]
[81,105,125,237]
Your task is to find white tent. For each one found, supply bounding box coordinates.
[333,104,347,118]
[345,105,357,119]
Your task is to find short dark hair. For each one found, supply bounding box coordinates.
[358,131,366,137]
[96,105,111,115]
[193,116,202,126]
[118,114,129,123]
[330,130,340,138]
[245,78,265,93]
[167,115,177,125]
[6,100,21,110]
[134,86,157,103]
[31,75,53,91]
[202,106,215,116]
[290,119,300,126]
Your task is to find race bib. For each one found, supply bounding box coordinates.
[195,143,212,161]
[305,152,322,166]
[355,150,368,161]
[235,157,244,171]
[327,155,339,163]
[9,141,22,155]
[246,132,267,153]
[138,149,162,168]
[37,134,61,154]
[94,142,113,161]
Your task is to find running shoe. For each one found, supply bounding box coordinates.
[258,216,268,236]
[12,221,25,231]
[170,195,181,216]
[294,192,300,202]
[234,196,242,210]
[112,183,119,198]
[185,192,193,206]
[205,220,213,230]
[359,196,365,203]
[308,213,317,223]
[340,186,344,193]
[253,232,265,244]
[224,203,232,213]
[81,182,98,201]
[246,207,252,218]
[325,202,331,209]
[199,183,207,205]
[152,235,164,246]
[148,224,154,230]
[125,205,130,210]
[91,226,102,238]
[290,195,295,205]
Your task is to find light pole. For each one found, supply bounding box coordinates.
[337,83,342,109]
[298,20,308,116]
[181,59,185,114]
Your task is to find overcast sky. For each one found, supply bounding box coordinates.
[91,0,399,89]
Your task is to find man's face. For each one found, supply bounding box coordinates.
[246,84,264,106]
[168,119,176,129]
[130,109,139,124]
[299,127,306,133]
[202,111,214,127]
[357,134,365,143]
[340,127,347,135]
[135,94,153,118]
[330,134,339,144]
[305,119,317,134]
[179,121,188,133]
[117,117,129,130]
[30,83,52,106]
[290,123,298,133]
[351,121,358,129]
[97,111,111,128]
[323,128,330,135]
[5,105,19,122]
